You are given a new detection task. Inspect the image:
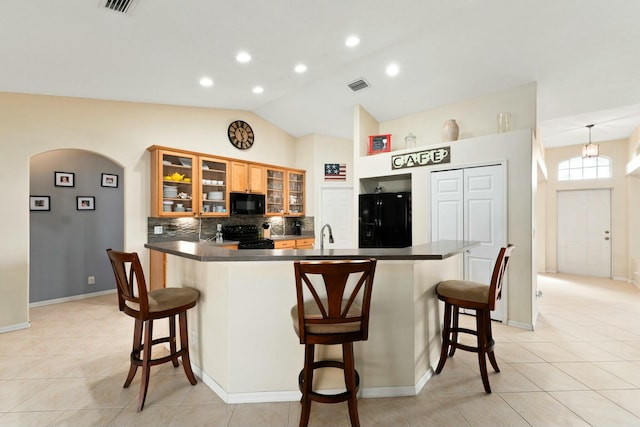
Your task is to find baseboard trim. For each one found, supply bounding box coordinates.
[0,321,30,334]
[29,289,116,308]
[193,364,434,404]
[507,319,534,331]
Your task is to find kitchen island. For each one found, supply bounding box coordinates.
[144,240,477,403]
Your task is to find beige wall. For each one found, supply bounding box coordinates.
[352,84,538,329]
[376,82,537,150]
[544,139,629,279]
[296,133,354,228]
[0,92,297,331]
[626,125,640,284]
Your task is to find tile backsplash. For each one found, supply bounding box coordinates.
[148,216,314,242]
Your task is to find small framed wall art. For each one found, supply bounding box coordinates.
[368,134,391,155]
[101,173,118,188]
[77,196,95,211]
[55,171,75,187]
[30,196,50,211]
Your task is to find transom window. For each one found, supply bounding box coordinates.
[558,156,611,181]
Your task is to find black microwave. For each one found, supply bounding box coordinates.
[230,192,265,215]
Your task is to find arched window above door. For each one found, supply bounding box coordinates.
[558,156,611,181]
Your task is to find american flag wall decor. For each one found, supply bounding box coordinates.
[324,163,346,181]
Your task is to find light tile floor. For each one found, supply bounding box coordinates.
[1,273,640,426]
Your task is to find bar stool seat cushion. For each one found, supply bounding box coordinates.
[436,280,489,305]
[125,287,199,314]
[291,299,362,335]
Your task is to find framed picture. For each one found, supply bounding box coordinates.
[77,196,95,211]
[101,173,119,188]
[30,196,50,211]
[368,134,391,155]
[55,171,75,187]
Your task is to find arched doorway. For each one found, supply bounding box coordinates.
[29,149,124,304]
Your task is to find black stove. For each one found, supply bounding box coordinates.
[222,225,274,250]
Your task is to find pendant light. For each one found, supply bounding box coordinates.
[582,124,599,158]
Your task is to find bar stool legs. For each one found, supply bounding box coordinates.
[123,313,197,411]
[435,302,500,393]
[298,343,361,427]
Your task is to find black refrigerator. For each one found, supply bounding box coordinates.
[359,192,412,248]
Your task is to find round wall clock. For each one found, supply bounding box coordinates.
[228,120,255,150]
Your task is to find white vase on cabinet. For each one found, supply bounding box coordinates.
[442,119,459,142]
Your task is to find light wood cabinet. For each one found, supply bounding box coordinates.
[200,156,229,216]
[149,145,303,218]
[274,240,296,249]
[295,238,315,249]
[230,161,265,194]
[274,238,315,249]
[149,146,229,217]
[287,170,305,216]
[150,148,199,217]
[266,167,305,216]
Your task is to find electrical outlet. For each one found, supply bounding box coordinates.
[154,226,163,234]
[88,276,95,285]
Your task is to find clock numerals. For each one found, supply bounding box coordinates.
[227,120,255,150]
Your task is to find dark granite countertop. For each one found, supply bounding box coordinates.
[144,240,478,262]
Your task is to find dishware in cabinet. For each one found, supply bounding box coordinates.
[150,148,198,217]
[265,168,305,216]
[200,156,228,216]
[287,170,305,216]
[266,168,285,215]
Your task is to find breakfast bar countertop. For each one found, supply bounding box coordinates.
[144,239,478,262]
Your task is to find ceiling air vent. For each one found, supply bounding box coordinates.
[347,78,370,92]
[101,0,137,14]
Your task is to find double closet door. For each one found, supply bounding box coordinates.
[431,164,507,321]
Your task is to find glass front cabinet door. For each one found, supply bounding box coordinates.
[266,168,285,215]
[199,156,229,216]
[287,170,305,216]
[150,148,198,217]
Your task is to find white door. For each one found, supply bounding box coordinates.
[557,189,611,277]
[431,165,506,321]
[320,188,354,249]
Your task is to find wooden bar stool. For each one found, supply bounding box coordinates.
[291,259,377,427]
[435,245,514,393]
[106,249,200,411]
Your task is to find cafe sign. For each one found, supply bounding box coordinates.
[391,146,451,170]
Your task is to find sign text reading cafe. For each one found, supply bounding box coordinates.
[391,146,451,170]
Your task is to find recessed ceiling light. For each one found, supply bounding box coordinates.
[199,77,213,87]
[236,51,251,63]
[252,86,264,94]
[386,63,400,77]
[294,64,307,73]
[345,35,360,47]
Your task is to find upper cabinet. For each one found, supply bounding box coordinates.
[230,161,266,194]
[148,146,304,218]
[287,170,305,216]
[150,148,199,217]
[149,146,229,217]
[266,168,285,215]
[266,167,305,216]
[200,156,229,216]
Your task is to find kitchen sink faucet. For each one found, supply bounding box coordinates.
[320,223,334,250]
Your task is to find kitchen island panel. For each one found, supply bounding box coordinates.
[165,254,463,403]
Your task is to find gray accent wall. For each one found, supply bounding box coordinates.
[30,149,124,303]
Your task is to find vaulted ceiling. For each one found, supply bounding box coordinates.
[1,0,639,148]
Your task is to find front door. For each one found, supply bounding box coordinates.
[557,189,611,277]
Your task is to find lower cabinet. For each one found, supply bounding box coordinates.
[149,250,166,290]
[274,238,315,249]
